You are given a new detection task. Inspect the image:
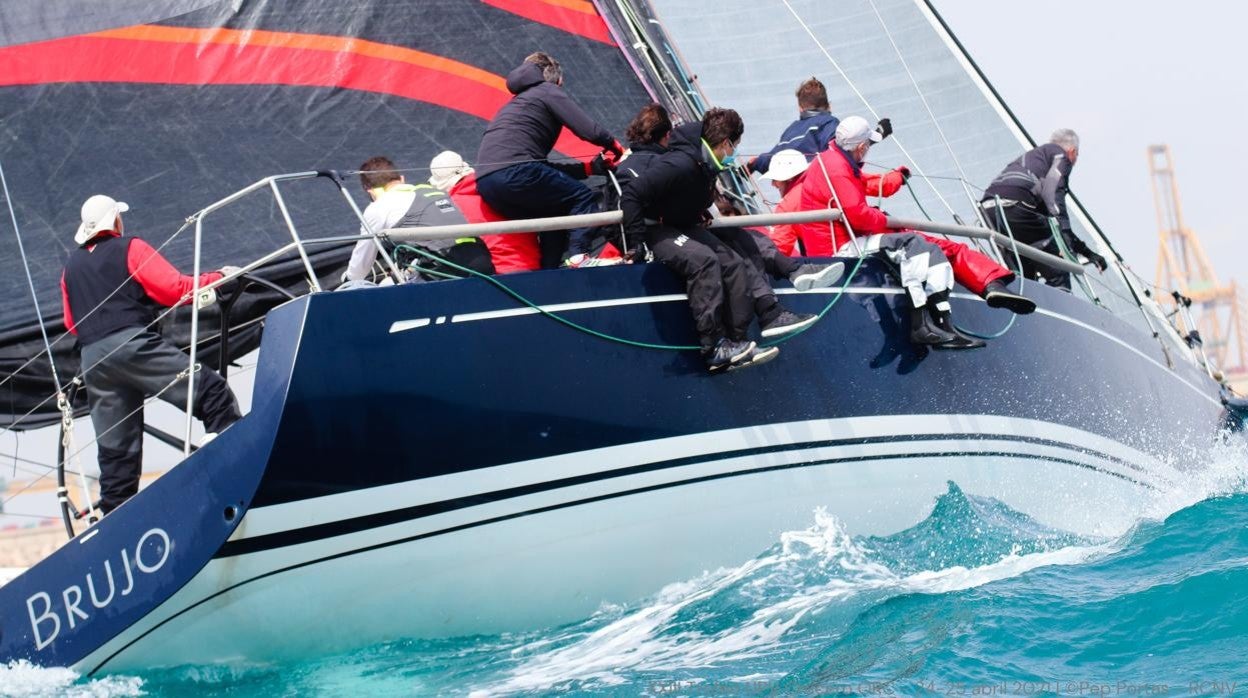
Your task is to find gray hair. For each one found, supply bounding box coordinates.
[1050,128,1079,151]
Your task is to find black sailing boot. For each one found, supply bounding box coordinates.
[927,291,986,350]
[984,279,1036,315]
[909,301,962,347]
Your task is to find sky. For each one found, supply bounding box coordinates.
[934,0,1246,288]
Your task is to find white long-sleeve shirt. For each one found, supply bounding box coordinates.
[345,186,420,282]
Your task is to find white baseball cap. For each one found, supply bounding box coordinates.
[75,194,129,246]
[758,149,809,182]
[428,150,473,191]
[834,116,883,148]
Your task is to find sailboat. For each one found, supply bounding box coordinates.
[0,0,1238,675]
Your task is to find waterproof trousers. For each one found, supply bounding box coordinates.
[476,162,600,269]
[981,202,1072,290]
[645,224,755,351]
[837,233,954,308]
[81,328,241,514]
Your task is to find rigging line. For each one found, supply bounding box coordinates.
[0,367,188,508]
[1,160,64,395]
[776,0,960,220]
[0,510,62,521]
[0,298,187,439]
[864,0,989,229]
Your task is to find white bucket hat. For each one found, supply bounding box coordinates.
[428,151,474,191]
[758,149,809,182]
[75,194,128,246]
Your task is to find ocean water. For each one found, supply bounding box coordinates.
[3,451,1247,697]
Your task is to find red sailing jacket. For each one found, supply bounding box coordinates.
[796,146,906,256]
[448,174,540,274]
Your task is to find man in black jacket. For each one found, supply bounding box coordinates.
[475,52,624,269]
[621,108,816,373]
[981,128,1108,290]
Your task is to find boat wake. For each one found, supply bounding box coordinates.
[6,443,1247,697]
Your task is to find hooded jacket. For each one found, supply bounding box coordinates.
[620,122,719,240]
[613,141,668,190]
[795,144,906,256]
[475,62,616,178]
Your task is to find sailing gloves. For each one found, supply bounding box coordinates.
[1086,251,1109,272]
[602,139,625,168]
[875,118,893,140]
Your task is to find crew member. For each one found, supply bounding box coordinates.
[980,128,1108,290]
[429,151,540,274]
[61,195,242,514]
[474,52,624,269]
[751,77,891,176]
[344,156,495,283]
[795,117,1036,349]
[623,106,841,292]
[621,107,816,373]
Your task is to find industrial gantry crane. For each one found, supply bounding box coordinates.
[1150,144,1248,391]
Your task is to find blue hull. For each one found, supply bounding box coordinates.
[0,260,1235,672]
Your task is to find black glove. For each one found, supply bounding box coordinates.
[896,166,911,183]
[1087,251,1108,272]
[586,153,611,177]
[875,118,893,140]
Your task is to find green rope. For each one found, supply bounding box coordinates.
[1046,218,1102,306]
[394,243,866,352]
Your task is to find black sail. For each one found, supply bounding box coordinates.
[0,0,653,428]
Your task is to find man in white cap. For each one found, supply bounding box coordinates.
[795,116,1035,349]
[60,194,242,514]
[427,150,541,274]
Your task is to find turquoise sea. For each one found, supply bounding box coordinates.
[4,450,1247,697]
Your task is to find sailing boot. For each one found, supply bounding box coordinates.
[909,302,962,348]
[927,291,986,350]
[983,279,1036,315]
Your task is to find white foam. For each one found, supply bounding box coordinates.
[475,508,1106,695]
[0,660,143,698]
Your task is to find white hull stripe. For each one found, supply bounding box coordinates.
[219,430,1159,559]
[230,414,1172,542]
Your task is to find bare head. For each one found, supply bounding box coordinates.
[625,103,673,147]
[525,51,563,86]
[1051,128,1079,164]
[702,107,745,162]
[796,77,829,113]
[359,156,403,200]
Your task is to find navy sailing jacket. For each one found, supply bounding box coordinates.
[983,142,1074,233]
[753,110,840,175]
[475,62,616,178]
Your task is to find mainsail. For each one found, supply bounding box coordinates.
[0,0,652,428]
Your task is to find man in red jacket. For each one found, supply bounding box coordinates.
[795,117,1035,348]
[61,195,241,513]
